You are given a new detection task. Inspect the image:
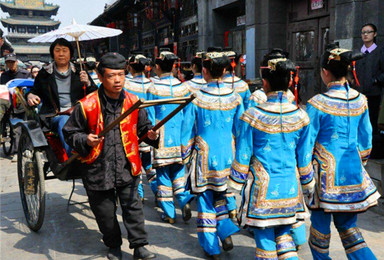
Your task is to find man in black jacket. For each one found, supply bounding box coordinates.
[26,38,96,156]
[0,53,31,84]
[63,52,158,260]
[355,23,384,135]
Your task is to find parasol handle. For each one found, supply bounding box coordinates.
[75,37,83,71]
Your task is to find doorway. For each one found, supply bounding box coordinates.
[288,16,330,103]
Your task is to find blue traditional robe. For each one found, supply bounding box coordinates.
[223,72,251,109]
[306,82,380,211]
[181,80,243,255]
[125,73,133,80]
[249,88,296,108]
[306,82,379,260]
[147,73,190,167]
[184,73,206,93]
[181,81,244,193]
[89,71,101,87]
[125,73,153,153]
[125,74,157,196]
[147,73,193,220]
[229,91,315,228]
[248,88,267,107]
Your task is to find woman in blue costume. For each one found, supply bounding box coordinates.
[229,53,315,260]
[247,49,306,249]
[306,45,380,260]
[181,51,243,259]
[222,50,251,110]
[125,54,157,201]
[147,51,194,224]
[185,51,207,93]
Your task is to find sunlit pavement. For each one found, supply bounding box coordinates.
[1,152,384,260]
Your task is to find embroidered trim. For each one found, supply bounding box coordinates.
[308,90,367,117]
[255,248,278,259]
[241,107,309,134]
[249,89,267,105]
[148,81,189,97]
[192,90,242,111]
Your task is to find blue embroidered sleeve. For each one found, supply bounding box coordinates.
[232,101,245,139]
[146,88,156,125]
[306,102,321,153]
[358,104,373,165]
[242,88,251,110]
[229,113,252,190]
[296,123,315,187]
[181,101,197,164]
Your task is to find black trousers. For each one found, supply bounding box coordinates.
[371,133,384,159]
[86,178,148,249]
[367,95,381,135]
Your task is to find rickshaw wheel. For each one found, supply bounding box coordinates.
[1,116,14,156]
[17,129,46,232]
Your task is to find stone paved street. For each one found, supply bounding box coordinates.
[1,153,384,260]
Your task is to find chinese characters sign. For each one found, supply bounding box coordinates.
[311,0,324,10]
[15,0,44,8]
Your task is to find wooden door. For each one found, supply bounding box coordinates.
[288,16,329,103]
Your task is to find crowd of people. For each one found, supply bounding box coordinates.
[0,22,383,260]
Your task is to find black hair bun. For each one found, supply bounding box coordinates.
[325,42,340,51]
[202,56,229,69]
[349,51,365,62]
[159,48,171,52]
[261,49,290,66]
[269,48,290,59]
[207,46,223,52]
[275,59,296,73]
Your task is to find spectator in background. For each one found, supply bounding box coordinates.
[355,23,384,135]
[0,31,14,58]
[85,56,101,87]
[30,65,40,79]
[0,65,4,77]
[371,97,384,158]
[0,53,31,84]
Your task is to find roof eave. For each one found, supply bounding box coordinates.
[90,0,132,26]
[1,19,61,27]
[0,3,59,13]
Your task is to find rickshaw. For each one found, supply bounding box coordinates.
[13,88,195,232]
[1,79,34,155]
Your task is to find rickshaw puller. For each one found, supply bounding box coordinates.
[63,52,158,260]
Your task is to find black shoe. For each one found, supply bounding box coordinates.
[204,251,221,260]
[228,209,237,222]
[161,214,176,224]
[133,246,156,260]
[182,203,192,222]
[222,236,233,251]
[107,247,122,260]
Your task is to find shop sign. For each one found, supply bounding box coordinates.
[311,0,324,10]
[237,15,246,26]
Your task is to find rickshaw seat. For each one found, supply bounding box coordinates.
[44,131,68,163]
[9,117,23,127]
